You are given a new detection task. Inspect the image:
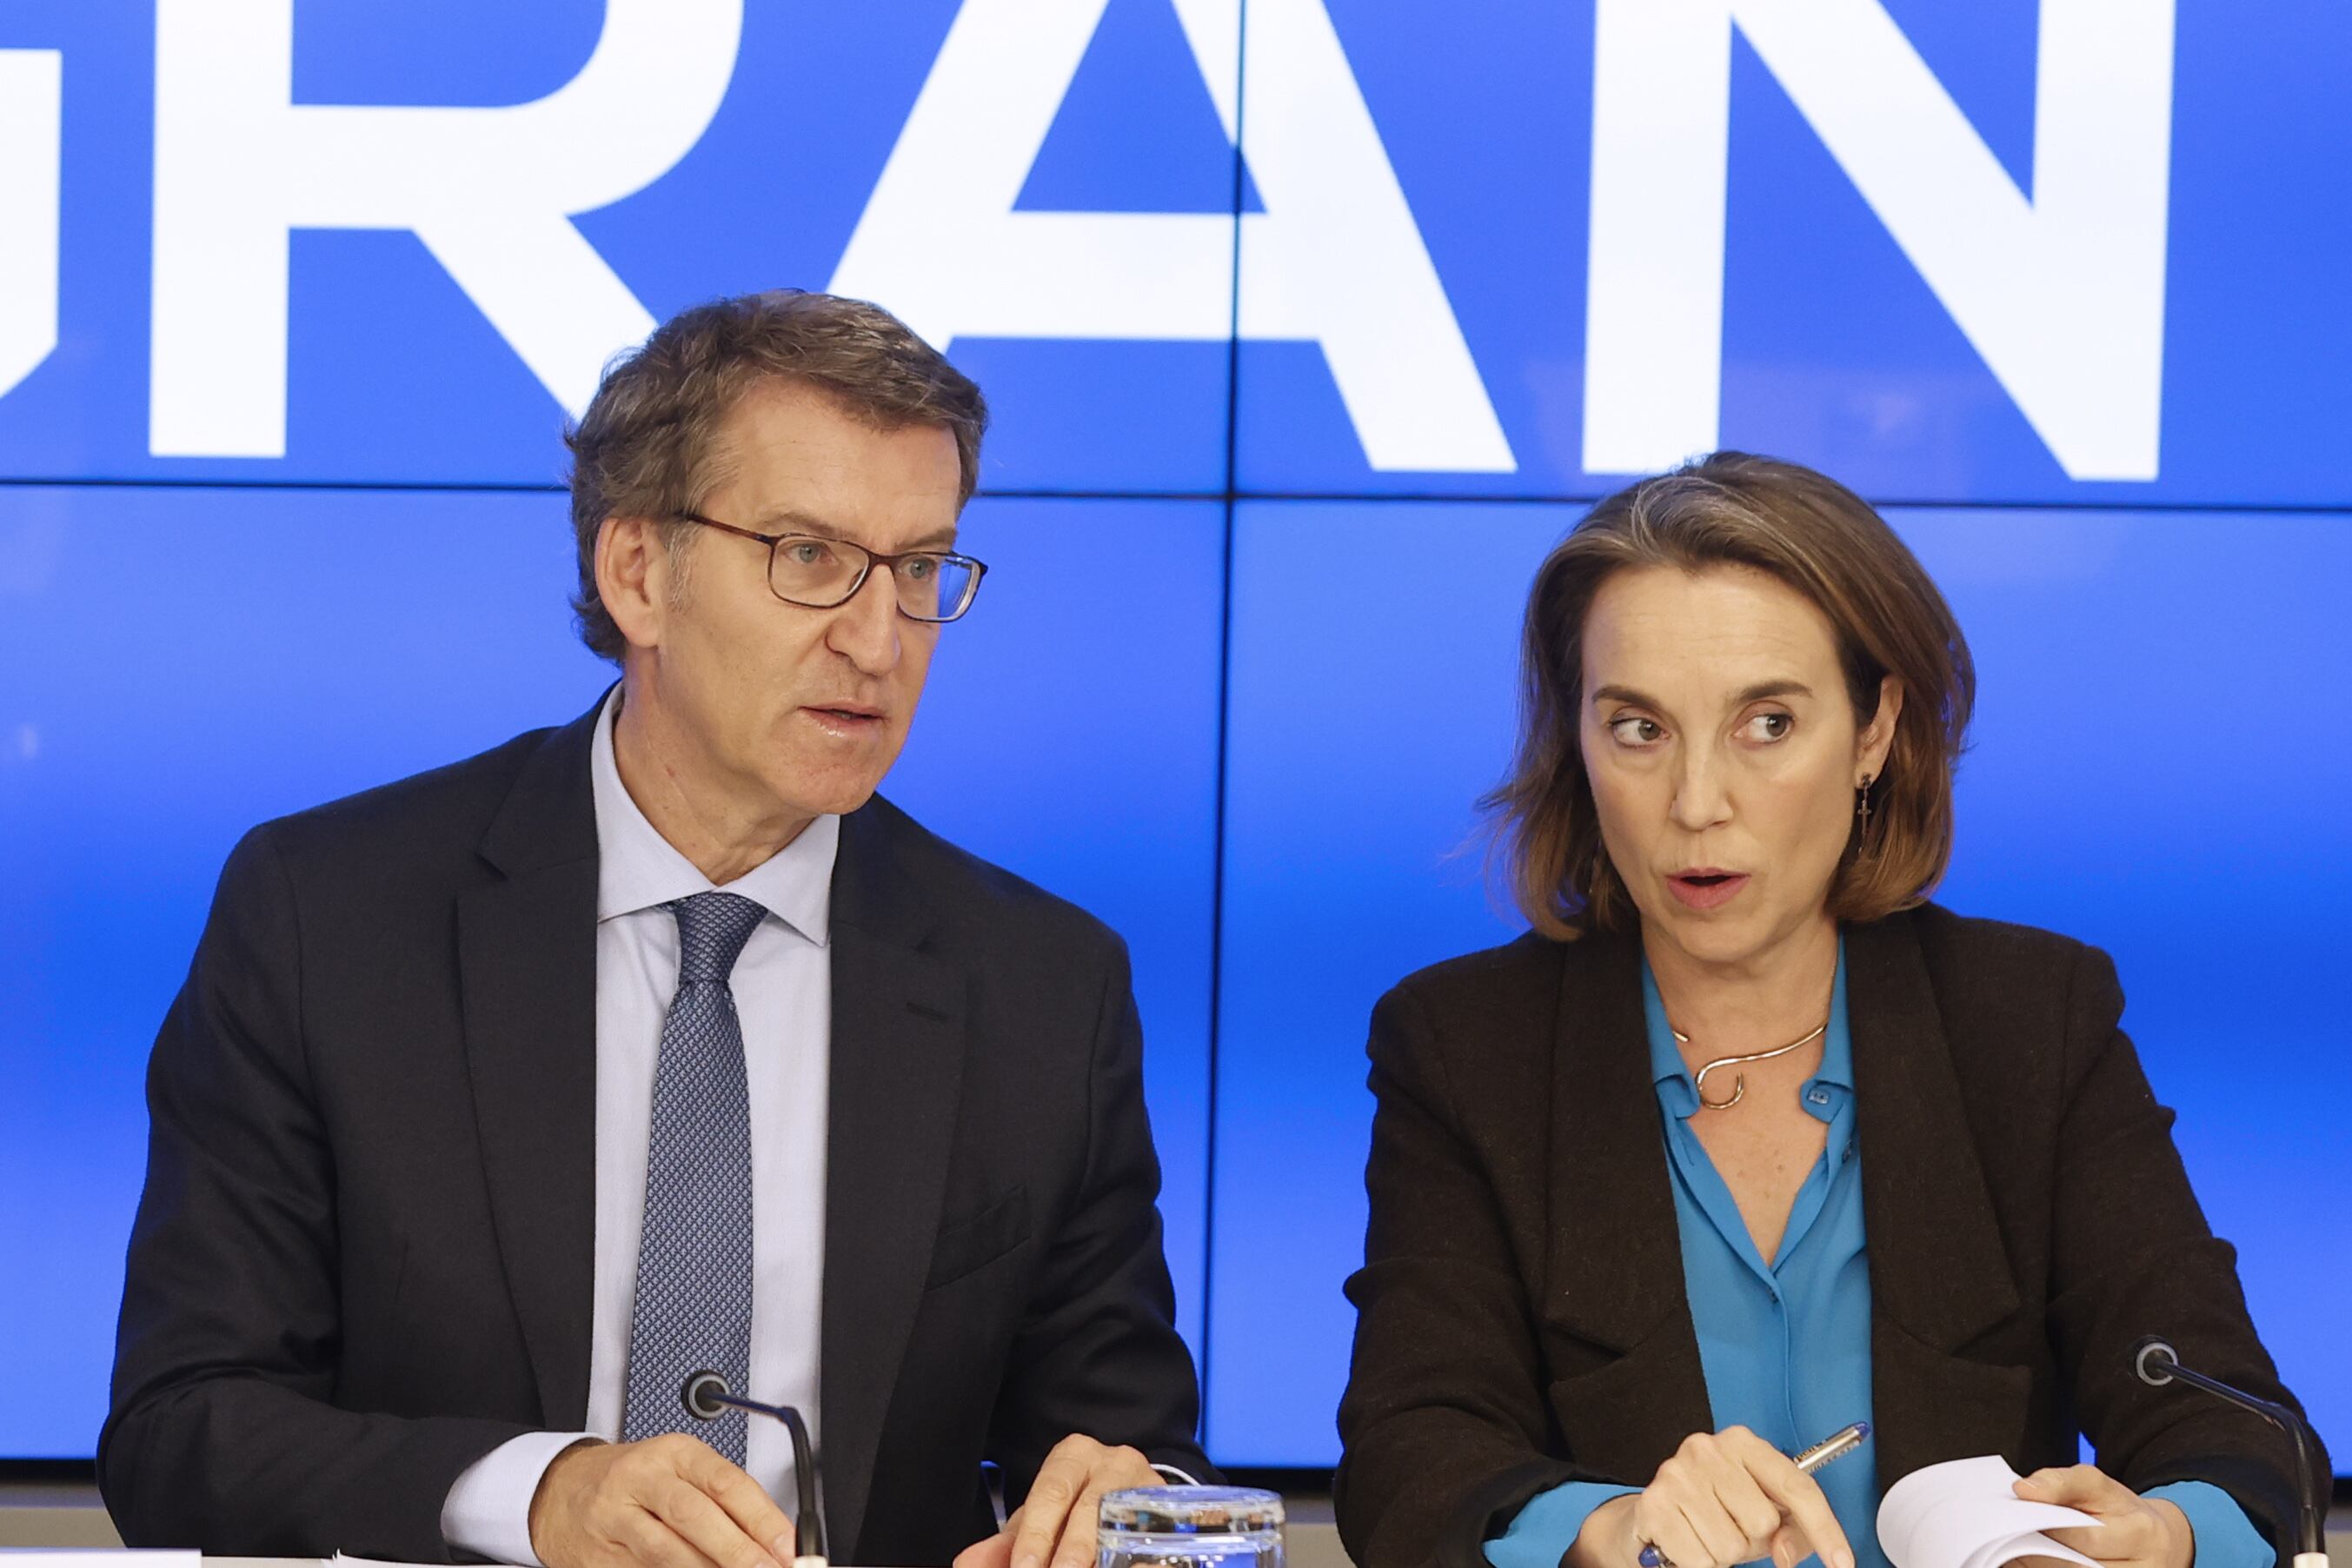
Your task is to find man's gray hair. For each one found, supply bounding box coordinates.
[565,289,988,663]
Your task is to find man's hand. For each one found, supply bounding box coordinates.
[529,1434,800,1568]
[2014,1465,2195,1568]
[951,1434,1164,1568]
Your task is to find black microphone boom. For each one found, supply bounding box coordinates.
[681,1369,829,1566]
[2130,1337,2327,1566]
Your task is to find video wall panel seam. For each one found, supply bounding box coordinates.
[11,479,2352,520]
[1194,0,1252,1436]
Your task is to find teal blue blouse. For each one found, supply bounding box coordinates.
[1484,946,2269,1568]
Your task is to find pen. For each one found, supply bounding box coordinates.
[1637,1422,1871,1568]
[1791,1421,1871,1474]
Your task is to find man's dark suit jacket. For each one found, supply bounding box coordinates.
[101,699,1211,1566]
[1334,906,2328,1568]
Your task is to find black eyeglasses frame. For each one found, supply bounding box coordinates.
[671,510,987,623]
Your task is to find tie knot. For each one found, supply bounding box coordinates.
[668,892,768,983]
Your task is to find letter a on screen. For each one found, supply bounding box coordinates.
[832,0,1514,474]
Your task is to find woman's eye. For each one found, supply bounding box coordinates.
[1740,712,1794,741]
[1608,716,1664,746]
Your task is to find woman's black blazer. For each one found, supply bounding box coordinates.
[1333,903,2326,1568]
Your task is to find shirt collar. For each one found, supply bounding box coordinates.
[1644,937,1853,1117]
[589,687,839,946]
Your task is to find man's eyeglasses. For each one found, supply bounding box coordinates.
[674,512,987,624]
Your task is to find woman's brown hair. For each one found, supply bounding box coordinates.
[1485,451,1975,939]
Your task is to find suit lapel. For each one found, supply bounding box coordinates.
[458,703,604,1429]
[1845,913,2027,1482]
[819,801,967,1564]
[1544,933,1715,1472]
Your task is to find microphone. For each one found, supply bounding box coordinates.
[681,1369,830,1568]
[2130,1337,2328,1568]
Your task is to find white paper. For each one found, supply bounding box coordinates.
[1877,1456,2104,1568]
[0,1557,198,1568]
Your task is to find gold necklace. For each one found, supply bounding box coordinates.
[1671,1020,1829,1110]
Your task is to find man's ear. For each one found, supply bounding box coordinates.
[597,516,668,652]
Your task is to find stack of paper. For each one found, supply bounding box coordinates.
[1878,1457,2104,1568]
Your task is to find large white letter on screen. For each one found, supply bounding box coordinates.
[0,49,63,402]
[831,0,1513,474]
[1584,0,2175,481]
[149,0,741,458]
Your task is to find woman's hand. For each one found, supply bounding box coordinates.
[2013,1466,2194,1568]
[1571,1427,1857,1568]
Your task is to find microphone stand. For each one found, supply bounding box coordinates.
[2132,1338,2329,1568]
[682,1369,830,1568]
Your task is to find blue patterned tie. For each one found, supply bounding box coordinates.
[621,891,767,1464]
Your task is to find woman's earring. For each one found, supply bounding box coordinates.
[1856,774,1874,832]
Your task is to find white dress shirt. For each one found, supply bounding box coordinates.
[442,690,838,1565]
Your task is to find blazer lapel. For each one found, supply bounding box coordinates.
[818,801,967,1564]
[458,704,604,1430]
[1845,913,2027,1483]
[1544,932,1715,1475]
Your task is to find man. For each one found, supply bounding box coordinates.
[102,291,1210,1568]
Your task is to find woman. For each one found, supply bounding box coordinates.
[1332,455,2326,1568]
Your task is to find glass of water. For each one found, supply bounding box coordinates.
[1097,1485,1285,1568]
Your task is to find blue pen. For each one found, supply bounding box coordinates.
[1637,1422,1871,1568]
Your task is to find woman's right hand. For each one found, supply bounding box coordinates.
[1571,1428,1857,1568]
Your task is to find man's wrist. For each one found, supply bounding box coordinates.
[527,1438,608,1563]
[444,1431,601,1568]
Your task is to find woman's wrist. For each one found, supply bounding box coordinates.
[2145,1497,2195,1568]
[1566,1493,1640,1568]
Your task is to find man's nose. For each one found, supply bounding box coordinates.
[826,563,902,674]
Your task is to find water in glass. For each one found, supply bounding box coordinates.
[1097,1485,1284,1568]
